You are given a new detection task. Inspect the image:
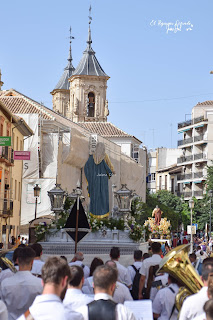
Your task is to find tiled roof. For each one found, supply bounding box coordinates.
[196,101,213,106]
[77,122,142,143]
[0,90,55,120]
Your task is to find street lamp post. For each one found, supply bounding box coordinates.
[189,198,194,253]
[47,184,67,220]
[33,184,41,220]
[114,184,134,225]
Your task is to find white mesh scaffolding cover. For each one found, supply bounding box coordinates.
[16,114,39,178]
[21,179,56,225]
[120,154,143,197]
[42,133,58,178]
[63,127,89,168]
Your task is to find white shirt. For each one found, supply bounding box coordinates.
[0,301,8,320]
[150,273,169,302]
[0,270,43,320]
[113,282,133,304]
[194,313,206,320]
[77,293,136,320]
[139,254,162,287]
[0,266,19,283]
[16,294,83,320]
[69,261,90,279]
[152,283,179,320]
[127,262,142,283]
[31,259,45,276]
[114,261,132,287]
[63,288,93,311]
[179,287,208,320]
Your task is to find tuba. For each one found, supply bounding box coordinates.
[157,244,204,310]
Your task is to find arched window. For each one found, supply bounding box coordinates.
[87,92,95,117]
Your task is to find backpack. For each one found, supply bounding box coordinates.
[130,265,141,300]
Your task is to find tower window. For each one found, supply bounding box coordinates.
[87,92,95,117]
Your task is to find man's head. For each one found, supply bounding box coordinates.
[134,250,142,261]
[74,252,84,262]
[105,260,117,269]
[151,242,162,254]
[93,265,118,296]
[202,263,213,285]
[189,253,196,264]
[168,275,180,286]
[204,300,213,320]
[110,247,120,260]
[143,253,150,260]
[13,247,22,265]
[69,265,84,289]
[42,257,71,299]
[30,243,43,258]
[197,246,201,251]
[17,247,36,270]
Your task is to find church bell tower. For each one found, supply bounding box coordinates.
[68,7,110,123]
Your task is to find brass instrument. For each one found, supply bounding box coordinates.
[157,244,204,310]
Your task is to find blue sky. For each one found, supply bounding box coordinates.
[1,0,213,150]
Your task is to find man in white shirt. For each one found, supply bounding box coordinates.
[152,275,180,320]
[63,265,93,312]
[69,252,90,279]
[110,247,132,288]
[77,265,136,320]
[138,242,162,299]
[105,260,133,304]
[30,243,45,276]
[0,301,8,320]
[0,247,43,320]
[127,250,143,283]
[17,256,82,320]
[179,262,213,320]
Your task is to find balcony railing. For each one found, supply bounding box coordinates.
[178,137,193,146]
[0,199,13,217]
[177,155,193,163]
[194,191,203,197]
[177,135,207,147]
[0,147,14,164]
[178,116,206,129]
[177,153,207,163]
[177,171,205,181]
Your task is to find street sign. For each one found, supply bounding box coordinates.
[14,151,31,160]
[0,136,11,146]
[187,225,196,235]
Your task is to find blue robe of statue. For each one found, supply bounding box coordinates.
[84,155,112,218]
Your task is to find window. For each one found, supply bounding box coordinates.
[159,176,162,190]
[16,137,19,150]
[20,140,23,151]
[18,182,21,201]
[165,175,167,190]
[87,92,95,117]
[15,180,17,201]
[151,173,156,181]
[0,124,3,136]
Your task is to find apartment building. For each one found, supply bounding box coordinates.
[0,100,33,245]
[147,147,182,194]
[177,101,213,199]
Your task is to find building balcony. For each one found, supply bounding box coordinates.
[177,155,193,164]
[177,171,205,181]
[178,173,193,180]
[178,137,193,147]
[0,147,14,166]
[177,191,192,198]
[0,199,13,217]
[177,135,207,147]
[194,191,203,197]
[177,153,207,164]
[178,116,206,130]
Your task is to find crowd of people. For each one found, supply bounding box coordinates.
[0,237,213,319]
